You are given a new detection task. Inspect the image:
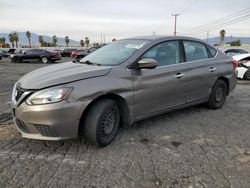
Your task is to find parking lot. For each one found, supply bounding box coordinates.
[0,57,250,187]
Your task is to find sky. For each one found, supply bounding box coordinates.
[0,0,250,43]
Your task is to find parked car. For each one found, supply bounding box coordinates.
[233,53,250,80]
[10,49,61,63]
[74,47,100,61]
[223,48,248,56]
[61,48,77,57]
[71,49,85,57]
[0,49,8,57]
[9,36,237,147]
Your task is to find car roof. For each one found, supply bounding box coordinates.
[124,35,206,43]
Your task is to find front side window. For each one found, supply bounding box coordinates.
[141,41,180,67]
[183,41,208,62]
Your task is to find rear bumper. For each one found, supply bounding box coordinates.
[228,73,237,93]
[10,100,87,140]
[50,57,61,61]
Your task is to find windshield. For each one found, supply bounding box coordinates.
[80,39,149,65]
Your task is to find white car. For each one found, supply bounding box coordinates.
[233,54,250,80]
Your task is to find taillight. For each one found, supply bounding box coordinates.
[231,60,238,69]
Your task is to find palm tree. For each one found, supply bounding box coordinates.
[38,35,44,47]
[0,37,6,48]
[80,39,85,47]
[52,35,57,46]
[219,30,226,47]
[0,37,6,43]
[8,34,15,48]
[26,31,31,48]
[65,36,70,47]
[13,33,19,48]
[85,37,90,47]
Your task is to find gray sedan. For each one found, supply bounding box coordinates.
[9,36,237,147]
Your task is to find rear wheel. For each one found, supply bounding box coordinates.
[83,99,120,147]
[244,70,250,80]
[41,56,49,64]
[207,80,228,109]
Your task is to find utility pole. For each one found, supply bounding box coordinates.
[207,31,209,42]
[172,14,180,36]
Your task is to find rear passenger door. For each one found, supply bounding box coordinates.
[182,40,218,103]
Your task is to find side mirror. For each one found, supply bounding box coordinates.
[136,58,157,69]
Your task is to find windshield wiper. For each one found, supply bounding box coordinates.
[80,60,102,66]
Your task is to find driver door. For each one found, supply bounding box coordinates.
[132,40,187,119]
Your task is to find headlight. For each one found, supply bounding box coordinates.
[26,87,73,105]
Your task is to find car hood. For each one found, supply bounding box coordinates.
[17,62,111,89]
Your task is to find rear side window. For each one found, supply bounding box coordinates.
[183,41,208,62]
[238,49,248,54]
[207,46,217,57]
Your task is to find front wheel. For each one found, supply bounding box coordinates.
[83,99,120,147]
[207,80,227,109]
[12,57,21,63]
[244,70,250,80]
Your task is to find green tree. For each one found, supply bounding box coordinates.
[8,33,15,48]
[13,33,19,48]
[38,35,44,47]
[26,31,31,48]
[85,37,90,47]
[80,39,85,47]
[52,35,57,46]
[65,36,70,47]
[230,40,241,46]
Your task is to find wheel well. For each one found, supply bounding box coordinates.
[78,94,130,135]
[217,77,229,95]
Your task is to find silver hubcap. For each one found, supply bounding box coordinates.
[215,88,223,102]
[42,57,48,63]
[101,108,116,136]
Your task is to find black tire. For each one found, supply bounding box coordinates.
[77,55,84,61]
[12,57,21,63]
[83,99,120,147]
[207,80,228,109]
[244,70,250,80]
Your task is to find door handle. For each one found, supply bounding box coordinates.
[209,67,217,72]
[174,73,185,78]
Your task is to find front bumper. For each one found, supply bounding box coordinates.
[9,99,87,140]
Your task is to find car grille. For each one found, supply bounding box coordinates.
[15,119,30,133]
[34,125,59,137]
[15,87,25,101]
